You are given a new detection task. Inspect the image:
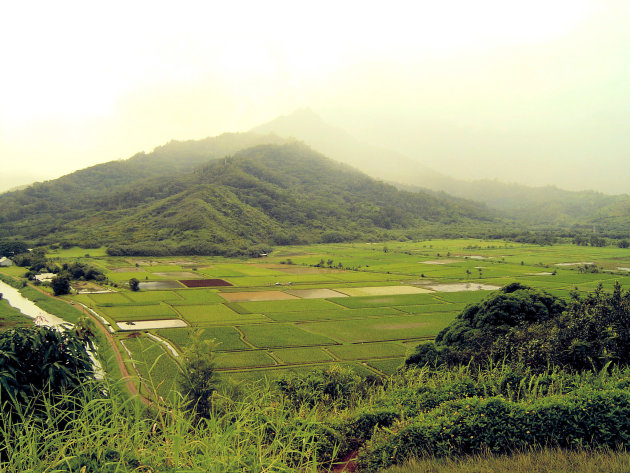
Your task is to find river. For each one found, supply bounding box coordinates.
[0,280,67,326]
[0,280,104,378]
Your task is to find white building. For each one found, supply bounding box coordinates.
[0,257,13,267]
[35,273,55,282]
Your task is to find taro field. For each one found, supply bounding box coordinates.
[39,239,630,392]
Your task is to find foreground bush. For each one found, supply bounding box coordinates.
[357,387,630,472]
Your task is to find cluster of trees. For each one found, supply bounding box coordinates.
[406,282,630,372]
[572,235,608,247]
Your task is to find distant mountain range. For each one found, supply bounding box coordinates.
[0,139,496,255]
[1,109,627,255]
[253,109,630,230]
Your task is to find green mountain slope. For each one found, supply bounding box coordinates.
[0,142,495,255]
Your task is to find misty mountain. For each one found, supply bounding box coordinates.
[253,109,630,228]
[0,142,495,255]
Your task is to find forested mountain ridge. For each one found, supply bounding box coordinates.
[0,142,497,255]
[255,109,630,231]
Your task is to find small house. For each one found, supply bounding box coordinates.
[0,257,13,267]
[35,273,55,282]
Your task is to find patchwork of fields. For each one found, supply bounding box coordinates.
[31,239,630,391]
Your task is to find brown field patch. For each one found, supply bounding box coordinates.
[285,289,348,299]
[180,279,232,288]
[71,281,110,293]
[112,267,145,273]
[219,291,299,302]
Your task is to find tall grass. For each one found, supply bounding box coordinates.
[382,448,630,473]
[0,377,332,472]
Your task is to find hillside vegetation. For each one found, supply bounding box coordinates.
[0,142,495,255]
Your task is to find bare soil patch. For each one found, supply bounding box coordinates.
[112,267,145,273]
[117,319,188,330]
[180,279,232,288]
[428,283,500,292]
[71,281,111,293]
[285,288,348,299]
[219,291,299,302]
[337,286,433,297]
[153,271,200,278]
[139,281,183,290]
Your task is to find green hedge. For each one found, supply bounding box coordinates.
[357,388,630,472]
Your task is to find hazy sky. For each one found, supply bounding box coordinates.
[1,0,629,193]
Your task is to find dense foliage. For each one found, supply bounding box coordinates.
[0,140,496,254]
[406,282,630,372]
[0,325,95,411]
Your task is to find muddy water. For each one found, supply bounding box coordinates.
[0,280,67,326]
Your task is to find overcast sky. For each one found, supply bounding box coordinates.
[1,0,629,193]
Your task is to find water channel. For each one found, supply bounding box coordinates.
[0,280,104,377]
[0,280,67,326]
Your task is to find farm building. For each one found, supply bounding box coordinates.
[0,257,13,267]
[35,273,55,282]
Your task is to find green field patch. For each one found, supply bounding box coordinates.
[71,294,95,306]
[0,266,27,277]
[219,291,298,302]
[326,271,409,282]
[265,306,401,322]
[327,342,407,360]
[331,292,441,309]
[237,298,341,314]
[125,290,182,303]
[198,267,247,278]
[215,351,276,369]
[139,265,186,272]
[301,313,456,343]
[366,358,405,375]
[271,347,333,364]
[46,246,108,258]
[224,362,375,383]
[0,298,32,329]
[88,292,133,305]
[239,323,337,348]
[122,336,181,399]
[511,278,576,289]
[106,271,160,282]
[395,303,464,314]
[155,326,249,351]
[100,303,178,321]
[170,290,226,305]
[175,304,267,325]
[212,264,285,277]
